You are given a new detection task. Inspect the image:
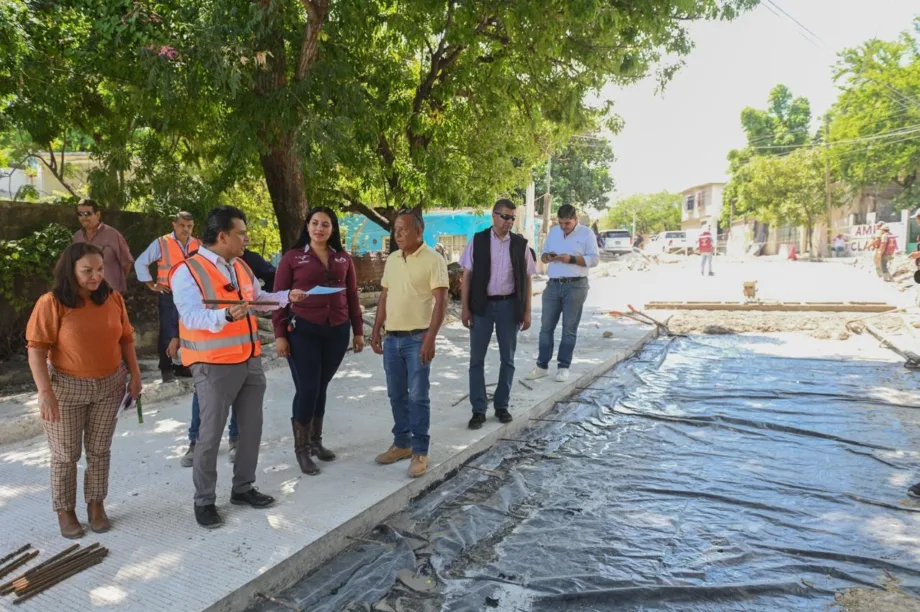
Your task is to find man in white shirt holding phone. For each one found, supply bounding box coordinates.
[528,204,599,382]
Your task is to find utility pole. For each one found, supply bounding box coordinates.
[631,205,636,238]
[823,115,832,258]
[541,156,552,241]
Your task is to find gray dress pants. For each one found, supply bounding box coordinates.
[191,358,267,507]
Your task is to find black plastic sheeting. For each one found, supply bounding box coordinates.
[250,336,920,612]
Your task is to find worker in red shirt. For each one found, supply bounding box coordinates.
[698,226,715,276]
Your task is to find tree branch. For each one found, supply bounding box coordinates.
[330,189,392,231]
[295,0,330,81]
[33,151,78,197]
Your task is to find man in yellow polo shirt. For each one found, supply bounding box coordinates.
[371,210,449,478]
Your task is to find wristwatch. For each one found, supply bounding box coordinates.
[225,309,235,323]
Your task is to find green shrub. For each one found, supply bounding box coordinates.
[0,223,73,311]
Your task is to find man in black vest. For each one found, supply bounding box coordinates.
[459,199,536,429]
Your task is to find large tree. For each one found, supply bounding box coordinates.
[730,148,834,252]
[2,0,758,249]
[603,191,681,235]
[828,24,920,209]
[724,84,813,221]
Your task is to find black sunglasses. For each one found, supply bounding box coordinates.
[493,212,515,222]
[76,211,95,217]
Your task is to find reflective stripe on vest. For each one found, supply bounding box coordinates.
[178,254,261,366]
[156,235,201,286]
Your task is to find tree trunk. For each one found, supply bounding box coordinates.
[260,142,308,252]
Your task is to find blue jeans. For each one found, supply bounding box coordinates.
[383,332,431,455]
[537,278,589,370]
[189,392,238,443]
[469,299,519,414]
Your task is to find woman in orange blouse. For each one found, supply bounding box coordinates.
[26,243,143,539]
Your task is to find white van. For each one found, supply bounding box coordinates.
[602,229,632,254]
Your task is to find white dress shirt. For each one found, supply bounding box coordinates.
[172,246,290,333]
[541,224,600,278]
[134,232,196,283]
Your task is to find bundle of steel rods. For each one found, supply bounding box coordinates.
[0,543,108,604]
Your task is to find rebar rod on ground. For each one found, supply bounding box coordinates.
[13,550,106,604]
[0,544,79,595]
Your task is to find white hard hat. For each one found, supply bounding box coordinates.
[914,208,920,217]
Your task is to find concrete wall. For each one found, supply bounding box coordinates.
[0,200,170,360]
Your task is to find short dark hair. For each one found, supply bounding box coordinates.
[557,204,577,220]
[53,243,112,308]
[175,211,194,222]
[76,198,102,213]
[202,205,247,245]
[493,199,516,213]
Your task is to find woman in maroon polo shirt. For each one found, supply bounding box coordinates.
[273,207,365,475]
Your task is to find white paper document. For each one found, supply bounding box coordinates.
[306,286,346,296]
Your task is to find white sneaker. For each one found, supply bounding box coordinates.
[555,368,570,382]
[526,366,549,380]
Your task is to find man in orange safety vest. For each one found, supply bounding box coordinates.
[171,205,306,529]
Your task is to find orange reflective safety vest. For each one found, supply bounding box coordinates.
[156,235,201,287]
[174,254,261,366]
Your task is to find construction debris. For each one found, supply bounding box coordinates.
[645,301,894,313]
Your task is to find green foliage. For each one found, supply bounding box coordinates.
[828,25,920,209]
[533,136,616,212]
[0,223,73,311]
[727,148,833,249]
[724,84,814,222]
[602,191,682,235]
[1,0,758,248]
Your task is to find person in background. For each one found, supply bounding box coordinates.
[372,210,449,479]
[460,199,535,429]
[633,232,644,250]
[527,204,599,383]
[832,234,847,258]
[698,226,715,276]
[591,221,603,248]
[134,211,201,383]
[243,248,276,291]
[872,224,896,282]
[171,205,306,528]
[72,199,135,294]
[273,207,364,475]
[26,243,142,539]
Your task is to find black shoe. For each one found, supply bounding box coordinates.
[468,413,487,430]
[175,366,193,378]
[230,488,275,508]
[161,370,176,383]
[909,482,920,499]
[195,504,222,529]
[495,408,513,424]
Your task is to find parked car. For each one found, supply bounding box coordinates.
[645,231,690,254]
[602,229,632,254]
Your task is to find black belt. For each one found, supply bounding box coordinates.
[387,328,427,337]
[549,277,587,284]
[487,294,516,302]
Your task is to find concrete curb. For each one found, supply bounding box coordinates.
[206,324,660,612]
[0,354,288,447]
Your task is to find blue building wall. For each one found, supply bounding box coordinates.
[339,211,542,254]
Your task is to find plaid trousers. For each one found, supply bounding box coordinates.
[42,364,127,512]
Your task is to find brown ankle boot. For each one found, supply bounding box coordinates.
[310,415,336,461]
[87,501,111,533]
[291,418,319,475]
[57,510,84,539]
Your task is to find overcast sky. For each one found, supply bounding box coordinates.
[599,0,919,200]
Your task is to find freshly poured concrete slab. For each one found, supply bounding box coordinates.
[0,294,656,612]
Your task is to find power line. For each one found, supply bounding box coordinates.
[749,124,920,151]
